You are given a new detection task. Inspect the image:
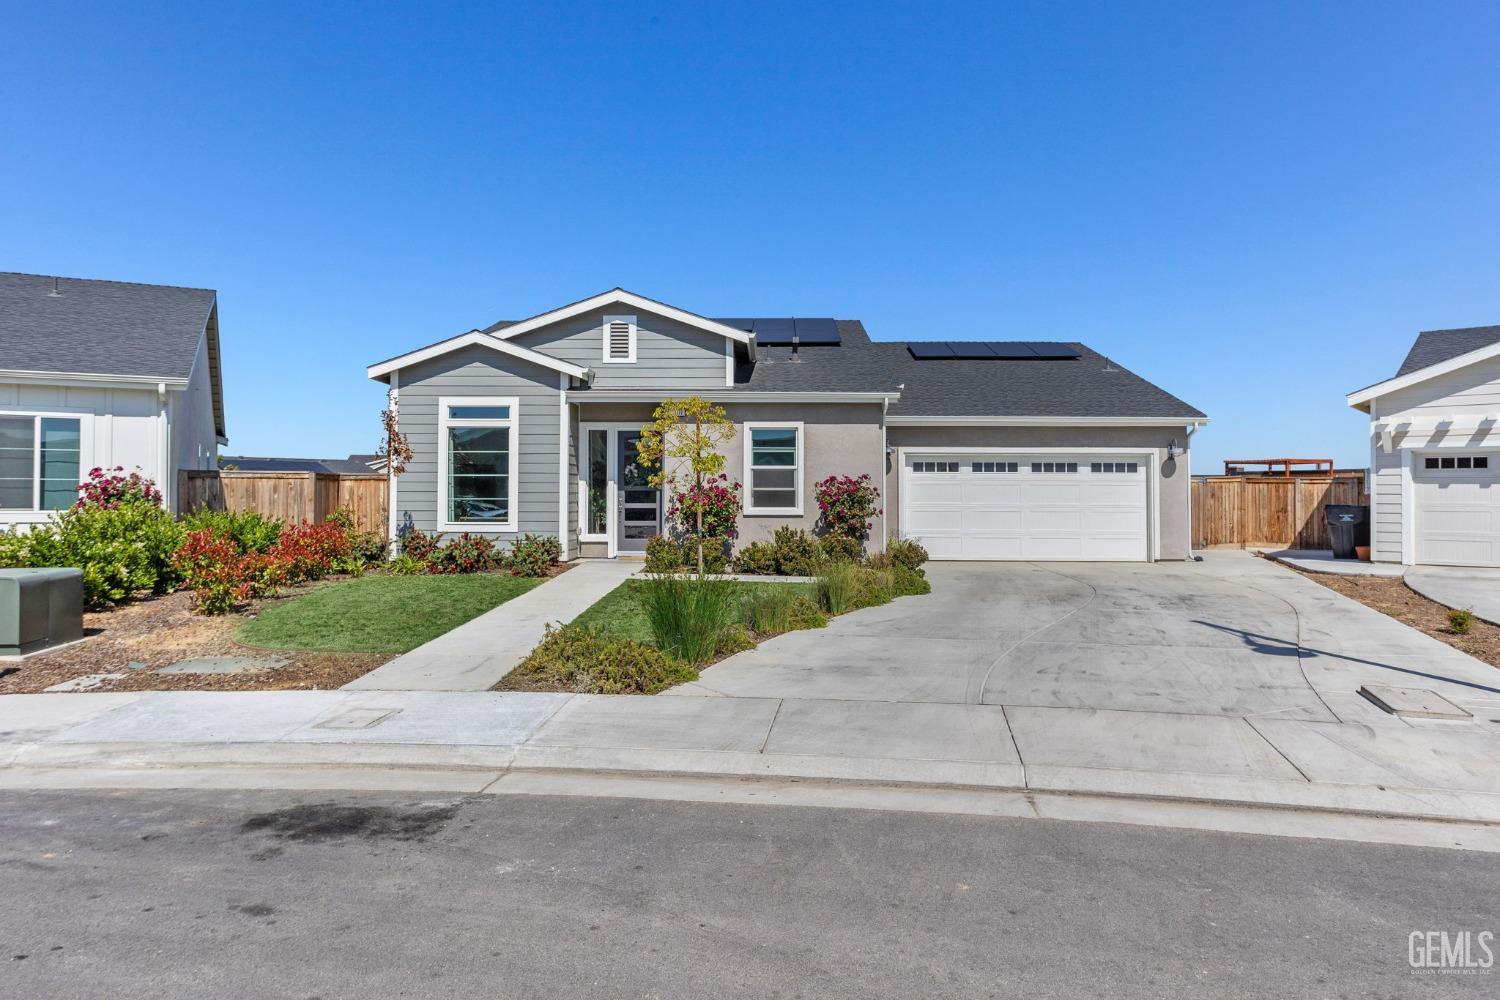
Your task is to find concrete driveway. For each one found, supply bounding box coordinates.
[673,552,1500,724]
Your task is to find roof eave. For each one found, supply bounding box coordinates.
[1348,339,1500,410]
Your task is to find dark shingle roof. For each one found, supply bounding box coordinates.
[220,454,383,475]
[0,272,216,379]
[732,321,1205,419]
[1396,325,1500,377]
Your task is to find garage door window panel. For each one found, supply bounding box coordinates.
[745,423,802,514]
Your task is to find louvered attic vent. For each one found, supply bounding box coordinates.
[603,315,636,363]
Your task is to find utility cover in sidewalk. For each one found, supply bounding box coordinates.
[314,707,402,730]
[156,655,289,675]
[1358,684,1472,720]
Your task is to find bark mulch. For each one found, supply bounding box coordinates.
[1294,569,1500,670]
[0,586,391,695]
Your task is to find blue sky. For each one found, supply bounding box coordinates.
[4,1,1498,471]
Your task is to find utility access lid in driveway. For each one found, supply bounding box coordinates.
[902,454,1149,561]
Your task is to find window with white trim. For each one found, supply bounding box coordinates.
[745,423,801,513]
[440,400,517,527]
[0,415,81,511]
[1031,462,1078,473]
[972,461,1018,473]
[1090,462,1139,474]
[602,315,637,363]
[912,461,960,473]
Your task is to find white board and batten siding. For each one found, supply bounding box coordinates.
[1368,351,1500,566]
[0,382,168,527]
[901,453,1150,561]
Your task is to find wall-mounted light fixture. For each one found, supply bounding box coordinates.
[1166,439,1182,459]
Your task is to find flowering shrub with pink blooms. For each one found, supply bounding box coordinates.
[75,466,164,510]
[666,473,742,541]
[815,474,882,560]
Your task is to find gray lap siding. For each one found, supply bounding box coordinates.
[511,306,728,391]
[395,345,562,539]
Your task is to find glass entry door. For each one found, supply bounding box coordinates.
[616,431,661,554]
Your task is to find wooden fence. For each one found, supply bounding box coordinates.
[178,471,389,539]
[1190,474,1368,550]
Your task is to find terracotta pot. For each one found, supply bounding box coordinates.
[1354,545,1371,561]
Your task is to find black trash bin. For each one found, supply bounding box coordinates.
[1324,504,1369,559]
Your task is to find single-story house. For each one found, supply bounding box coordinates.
[369,288,1207,561]
[1348,324,1500,567]
[0,272,225,527]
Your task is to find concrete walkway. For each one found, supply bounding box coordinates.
[3,686,1500,830]
[1262,548,1404,577]
[343,560,638,691]
[1405,565,1500,625]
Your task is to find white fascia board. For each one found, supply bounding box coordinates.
[0,369,189,391]
[1347,340,1500,409]
[367,331,591,381]
[566,390,901,404]
[488,288,754,346]
[885,415,1209,427]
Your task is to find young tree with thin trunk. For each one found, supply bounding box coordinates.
[637,396,736,574]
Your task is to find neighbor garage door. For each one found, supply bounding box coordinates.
[902,454,1149,561]
[1414,452,1500,567]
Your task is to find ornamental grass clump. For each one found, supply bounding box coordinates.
[639,573,740,664]
[509,624,698,695]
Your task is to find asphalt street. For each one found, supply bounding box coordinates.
[1,789,1495,999]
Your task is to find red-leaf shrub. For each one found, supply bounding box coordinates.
[427,532,498,574]
[75,466,163,510]
[270,521,354,583]
[506,533,562,577]
[666,473,741,540]
[173,529,261,614]
[815,474,882,557]
[399,526,442,564]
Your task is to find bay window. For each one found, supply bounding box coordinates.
[0,415,82,511]
[744,422,802,515]
[439,399,517,529]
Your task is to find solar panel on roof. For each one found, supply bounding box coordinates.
[987,341,1040,358]
[750,318,796,345]
[792,318,841,345]
[1026,343,1080,358]
[945,343,999,359]
[907,342,956,359]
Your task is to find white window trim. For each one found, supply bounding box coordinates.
[601,315,637,364]
[437,396,520,533]
[0,409,89,514]
[743,421,804,516]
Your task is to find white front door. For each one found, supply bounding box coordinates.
[1414,452,1500,566]
[903,454,1149,561]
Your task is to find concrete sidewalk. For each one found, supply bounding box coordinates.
[343,560,638,691]
[4,687,1500,828]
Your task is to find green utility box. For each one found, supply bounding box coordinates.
[0,568,84,657]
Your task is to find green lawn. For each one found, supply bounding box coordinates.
[570,579,816,645]
[237,573,545,653]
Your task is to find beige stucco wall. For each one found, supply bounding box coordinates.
[884,425,1194,561]
[574,401,886,548]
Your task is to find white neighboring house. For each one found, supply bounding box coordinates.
[0,272,225,528]
[1348,324,1500,567]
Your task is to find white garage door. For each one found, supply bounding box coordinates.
[1415,452,1500,567]
[903,454,1149,561]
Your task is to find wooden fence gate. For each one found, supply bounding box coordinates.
[1190,474,1368,550]
[178,471,389,540]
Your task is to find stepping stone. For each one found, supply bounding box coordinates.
[44,673,127,693]
[1358,684,1472,720]
[156,655,290,676]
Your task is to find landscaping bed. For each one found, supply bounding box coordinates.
[1295,570,1500,670]
[0,571,551,694]
[498,553,929,696]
